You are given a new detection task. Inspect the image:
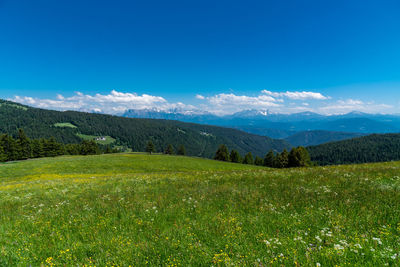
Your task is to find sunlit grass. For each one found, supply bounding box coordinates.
[0,154,399,266]
[53,122,77,128]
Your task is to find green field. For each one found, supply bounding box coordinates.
[0,102,28,111]
[76,133,116,145]
[54,122,77,128]
[0,154,399,266]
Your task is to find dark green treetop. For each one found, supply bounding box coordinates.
[243,152,254,165]
[214,144,229,161]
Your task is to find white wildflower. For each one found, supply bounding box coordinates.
[334,244,344,250]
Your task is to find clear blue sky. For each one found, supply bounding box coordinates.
[1,0,399,114]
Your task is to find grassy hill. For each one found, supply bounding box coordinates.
[1,154,399,265]
[0,99,290,157]
[308,133,400,165]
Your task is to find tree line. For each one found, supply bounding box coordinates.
[0,129,118,162]
[146,141,187,156]
[213,144,312,168]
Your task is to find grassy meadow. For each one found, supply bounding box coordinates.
[0,153,399,266]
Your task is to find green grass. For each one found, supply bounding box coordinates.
[0,103,28,111]
[0,154,399,266]
[76,133,116,145]
[54,122,77,128]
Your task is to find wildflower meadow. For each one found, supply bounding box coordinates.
[0,153,399,266]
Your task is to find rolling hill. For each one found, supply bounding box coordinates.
[0,99,290,157]
[307,133,400,165]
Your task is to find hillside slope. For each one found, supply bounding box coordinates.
[307,133,400,165]
[285,130,366,147]
[0,99,290,157]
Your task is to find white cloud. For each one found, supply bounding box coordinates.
[262,90,329,100]
[195,94,205,100]
[205,93,281,115]
[318,99,393,115]
[11,90,191,114]
[337,99,364,105]
[10,90,395,116]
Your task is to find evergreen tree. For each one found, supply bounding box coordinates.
[43,137,63,157]
[243,152,254,165]
[165,144,174,155]
[177,145,186,155]
[104,146,112,154]
[16,129,32,160]
[264,150,275,167]
[31,139,44,158]
[230,149,241,163]
[0,134,18,161]
[65,143,80,155]
[146,140,155,154]
[214,144,229,161]
[80,140,98,155]
[288,146,311,167]
[276,149,289,168]
[254,156,264,166]
[0,145,7,162]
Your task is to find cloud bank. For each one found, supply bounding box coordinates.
[261,90,329,100]
[10,89,395,116]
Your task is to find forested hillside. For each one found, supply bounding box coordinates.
[285,130,366,147]
[0,99,290,157]
[307,133,400,165]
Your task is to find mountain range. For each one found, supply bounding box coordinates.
[123,109,400,134]
[123,109,400,145]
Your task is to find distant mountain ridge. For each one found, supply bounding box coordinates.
[123,109,400,140]
[0,99,290,158]
[285,130,367,147]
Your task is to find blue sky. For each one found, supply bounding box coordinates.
[1,0,399,115]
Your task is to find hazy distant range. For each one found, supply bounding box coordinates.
[123,109,400,146]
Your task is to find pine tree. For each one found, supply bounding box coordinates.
[146,141,155,154]
[254,156,263,166]
[80,140,98,155]
[243,152,254,165]
[31,139,44,158]
[264,150,275,167]
[276,149,289,168]
[288,146,311,167]
[230,149,241,163]
[65,143,80,155]
[214,144,229,161]
[165,144,174,155]
[16,129,32,160]
[104,146,112,154]
[43,137,63,157]
[0,145,7,162]
[0,134,17,161]
[177,145,186,155]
